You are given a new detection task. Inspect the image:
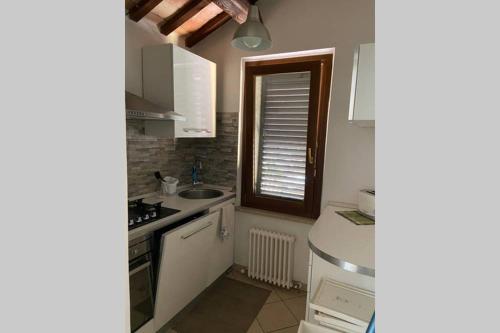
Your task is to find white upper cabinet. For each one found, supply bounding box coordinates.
[142,44,216,138]
[348,43,374,127]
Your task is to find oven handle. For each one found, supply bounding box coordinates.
[181,222,213,240]
[129,261,151,276]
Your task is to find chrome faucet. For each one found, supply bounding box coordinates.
[191,159,203,187]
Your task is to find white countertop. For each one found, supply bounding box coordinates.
[308,205,375,276]
[128,185,236,240]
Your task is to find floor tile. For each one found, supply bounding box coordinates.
[253,280,276,291]
[273,326,299,333]
[226,270,274,291]
[257,301,298,332]
[274,287,307,301]
[226,271,253,285]
[246,320,264,333]
[171,277,270,333]
[284,296,307,321]
[265,290,281,303]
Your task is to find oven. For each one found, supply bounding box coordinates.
[129,234,154,332]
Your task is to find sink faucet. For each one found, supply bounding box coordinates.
[192,159,203,187]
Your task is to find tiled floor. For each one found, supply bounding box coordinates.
[225,268,307,333]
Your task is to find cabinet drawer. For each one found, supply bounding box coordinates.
[310,278,373,331]
[298,320,340,333]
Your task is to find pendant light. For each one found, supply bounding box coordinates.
[231,5,271,51]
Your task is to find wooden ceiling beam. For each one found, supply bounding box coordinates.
[128,0,164,22]
[185,0,256,47]
[212,0,251,24]
[160,0,212,36]
[185,12,232,47]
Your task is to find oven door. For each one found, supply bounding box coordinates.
[129,253,154,332]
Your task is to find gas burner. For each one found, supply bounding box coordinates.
[127,198,180,230]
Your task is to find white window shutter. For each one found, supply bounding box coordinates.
[256,72,311,201]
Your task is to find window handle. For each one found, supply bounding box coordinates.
[308,147,314,164]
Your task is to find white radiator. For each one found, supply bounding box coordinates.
[248,228,295,289]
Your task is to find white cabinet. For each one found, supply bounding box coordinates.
[154,211,220,330]
[154,199,235,330]
[142,44,216,138]
[348,43,374,127]
[207,200,235,286]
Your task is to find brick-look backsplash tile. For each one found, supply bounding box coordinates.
[126,113,239,197]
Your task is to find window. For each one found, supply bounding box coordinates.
[241,54,333,218]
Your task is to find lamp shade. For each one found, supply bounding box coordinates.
[231,5,271,51]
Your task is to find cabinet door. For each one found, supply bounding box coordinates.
[206,203,234,286]
[349,43,375,126]
[154,211,219,330]
[173,45,216,138]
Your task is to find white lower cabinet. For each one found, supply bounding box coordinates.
[206,201,235,286]
[154,210,220,330]
[154,200,235,331]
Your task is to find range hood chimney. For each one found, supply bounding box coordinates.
[125,91,186,121]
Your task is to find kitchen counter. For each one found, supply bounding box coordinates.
[308,205,375,277]
[128,185,236,240]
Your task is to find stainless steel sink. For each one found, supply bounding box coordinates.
[178,188,224,199]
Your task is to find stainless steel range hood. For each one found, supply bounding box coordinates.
[125,91,186,121]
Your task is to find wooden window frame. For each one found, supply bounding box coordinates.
[241,54,333,219]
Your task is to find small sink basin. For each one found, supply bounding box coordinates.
[178,188,224,199]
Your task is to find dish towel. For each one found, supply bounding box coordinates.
[220,204,234,240]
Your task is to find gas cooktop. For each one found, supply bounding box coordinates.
[128,198,180,230]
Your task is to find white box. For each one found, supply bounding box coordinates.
[310,278,375,327]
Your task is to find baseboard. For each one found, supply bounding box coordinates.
[230,264,308,292]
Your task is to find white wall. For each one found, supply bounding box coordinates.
[192,0,375,283]
[126,17,183,95]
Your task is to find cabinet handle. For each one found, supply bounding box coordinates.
[183,128,211,134]
[181,222,213,240]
